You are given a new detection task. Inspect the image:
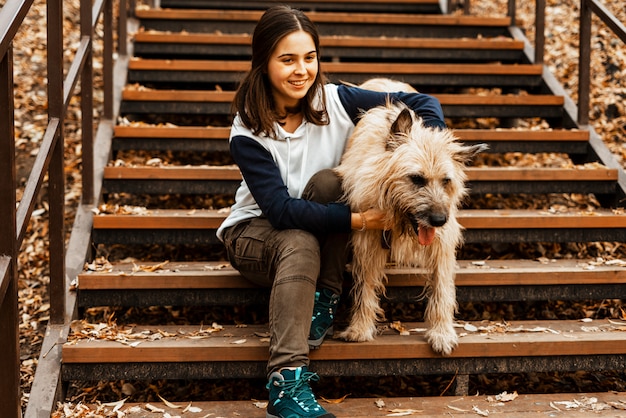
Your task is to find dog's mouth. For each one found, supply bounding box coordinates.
[409,213,446,246]
[418,224,437,246]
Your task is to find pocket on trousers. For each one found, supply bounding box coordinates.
[228,218,270,274]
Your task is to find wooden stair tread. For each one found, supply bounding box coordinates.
[103,165,618,182]
[114,125,230,139]
[104,165,242,180]
[163,0,440,4]
[158,0,442,15]
[62,319,626,363]
[135,8,512,27]
[121,89,564,106]
[85,392,626,418]
[113,125,589,142]
[134,31,525,50]
[77,259,626,290]
[197,0,440,4]
[92,208,626,230]
[128,58,543,75]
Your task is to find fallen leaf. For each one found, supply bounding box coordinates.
[386,409,422,416]
[321,394,350,404]
[158,394,182,408]
[472,405,490,416]
[145,403,165,413]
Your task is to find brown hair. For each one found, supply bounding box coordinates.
[231,5,328,138]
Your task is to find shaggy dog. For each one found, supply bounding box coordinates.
[335,79,487,355]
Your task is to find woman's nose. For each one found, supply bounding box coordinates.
[294,60,306,74]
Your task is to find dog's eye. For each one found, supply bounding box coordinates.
[442,177,451,186]
[410,175,426,188]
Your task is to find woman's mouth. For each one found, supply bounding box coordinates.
[289,80,307,87]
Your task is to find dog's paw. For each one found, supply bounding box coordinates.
[426,327,458,356]
[337,325,377,342]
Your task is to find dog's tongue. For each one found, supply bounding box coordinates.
[418,225,436,245]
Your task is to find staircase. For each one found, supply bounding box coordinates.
[61,0,626,415]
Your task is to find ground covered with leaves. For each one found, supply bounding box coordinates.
[8,0,626,415]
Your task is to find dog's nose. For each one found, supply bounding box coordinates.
[429,213,447,227]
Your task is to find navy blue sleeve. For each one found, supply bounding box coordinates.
[336,84,447,130]
[230,135,351,233]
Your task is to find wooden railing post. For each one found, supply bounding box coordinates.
[0,45,21,418]
[81,0,94,205]
[103,0,114,121]
[507,0,516,27]
[48,0,66,325]
[578,0,591,126]
[119,0,129,56]
[534,0,545,64]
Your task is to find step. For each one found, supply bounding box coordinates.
[62,392,626,418]
[76,259,626,307]
[135,9,513,38]
[112,126,590,154]
[113,125,231,152]
[91,208,626,245]
[133,32,526,62]
[127,59,544,88]
[158,0,442,14]
[61,319,626,381]
[102,165,619,195]
[120,89,565,119]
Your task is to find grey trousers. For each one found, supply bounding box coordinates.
[221,169,349,376]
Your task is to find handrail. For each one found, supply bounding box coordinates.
[466,0,624,127]
[0,0,120,415]
[0,0,35,59]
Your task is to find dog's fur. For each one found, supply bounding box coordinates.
[335,79,487,355]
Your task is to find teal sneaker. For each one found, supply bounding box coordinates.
[308,289,340,349]
[266,366,335,418]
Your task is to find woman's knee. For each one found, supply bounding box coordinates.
[302,169,343,204]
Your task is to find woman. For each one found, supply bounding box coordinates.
[217,6,446,418]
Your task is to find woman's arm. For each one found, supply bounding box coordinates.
[336,84,446,130]
[230,135,352,233]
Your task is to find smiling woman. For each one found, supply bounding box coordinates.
[217,5,447,418]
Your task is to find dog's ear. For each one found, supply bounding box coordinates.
[454,143,489,164]
[386,108,413,151]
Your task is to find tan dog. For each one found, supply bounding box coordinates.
[335,79,487,355]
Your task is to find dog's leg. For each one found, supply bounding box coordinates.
[338,233,387,342]
[424,242,459,356]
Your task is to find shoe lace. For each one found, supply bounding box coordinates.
[313,292,338,317]
[274,371,322,411]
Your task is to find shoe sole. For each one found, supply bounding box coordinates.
[308,326,333,350]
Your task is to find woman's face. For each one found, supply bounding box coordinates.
[267,30,318,113]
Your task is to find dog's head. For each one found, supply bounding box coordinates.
[381,106,488,245]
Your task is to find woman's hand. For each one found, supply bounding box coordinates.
[351,208,387,231]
